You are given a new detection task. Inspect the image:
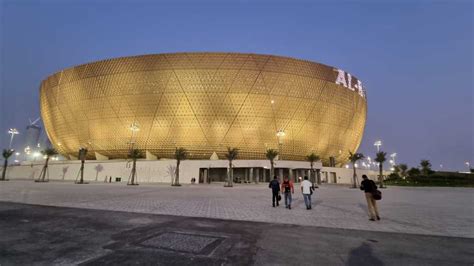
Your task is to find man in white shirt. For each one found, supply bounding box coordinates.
[300,176,314,210]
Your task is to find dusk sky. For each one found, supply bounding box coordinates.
[0,0,472,171]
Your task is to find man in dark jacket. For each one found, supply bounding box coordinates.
[269,176,280,207]
[360,174,380,221]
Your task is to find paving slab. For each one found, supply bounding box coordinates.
[0,202,473,265]
[0,180,473,238]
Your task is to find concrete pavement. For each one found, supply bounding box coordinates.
[0,202,473,265]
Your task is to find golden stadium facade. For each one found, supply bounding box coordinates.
[40,52,367,164]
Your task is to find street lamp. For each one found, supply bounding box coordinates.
[128,122,140,150]
[276,129,285,160]
[466,162,471,172]
[390,153,397,165]
[374,140,382,152]
[7,128,19,148]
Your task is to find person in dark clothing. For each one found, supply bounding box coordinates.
[360,175,380,221]
[281,176,294,209]
[269,176,280,207]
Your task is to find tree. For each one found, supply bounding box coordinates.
[76,148,88,184]
[173,147,188,186]
[224,147,239,187]
[306,153,320,184]
[398,164,408,178]
[420,160,433,176]
[128,149,142,185]
[1,149,14,181]
[266,149,279,180]
[407,167,421,177]
[375,151,387,188]
[37,148,58,182]
[348,151,364,188]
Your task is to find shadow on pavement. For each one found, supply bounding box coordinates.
[347,242,384,266]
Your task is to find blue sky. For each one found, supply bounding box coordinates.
[0,0,472,170]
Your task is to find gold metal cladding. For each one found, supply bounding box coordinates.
[40,52,367,164]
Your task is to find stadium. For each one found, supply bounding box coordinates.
[40,52,367,166]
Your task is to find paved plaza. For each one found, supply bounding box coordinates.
[0,180,473,238]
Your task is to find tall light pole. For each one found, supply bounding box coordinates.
[8,128,19,149]
[374,140,382,152]
[276,129,285,160]
[129,122,140,150]
[390,153,397,166]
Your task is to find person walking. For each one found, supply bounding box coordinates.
[281,176,294,209]
[269,176,280,207]
[360,174,380,221]
[301,176,313,210]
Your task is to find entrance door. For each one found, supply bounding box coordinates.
[330,172,337,183]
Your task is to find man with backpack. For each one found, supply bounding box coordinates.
[360,174,380,221]
[268,176,280,207]
[281,176,294,209]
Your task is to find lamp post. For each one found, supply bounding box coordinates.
[8,128,19,149]
[374,140,382,152]
[129,122,140,150]
[390,153,397,166]
[276,129,285,160]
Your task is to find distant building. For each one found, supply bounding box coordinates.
[24,124,41,151]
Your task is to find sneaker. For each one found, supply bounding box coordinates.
[289,205,291,210]
[272,204,275,207]
[376,216,380,220]
[369,218,376,221]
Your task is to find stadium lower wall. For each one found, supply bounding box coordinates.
[2,160,378,185]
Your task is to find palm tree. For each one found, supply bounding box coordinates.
[306,153,320,184]
[420,160,433,176]
[398,164,408,178]
[76,148,88,184]
[173,147,188,186]
[266,149,279,180]
[224,147,239,187]
[1,149,14,181]
[37,148,58,182]
[128,149,142,185]
[348,151,364,188]
[375,151,387,188]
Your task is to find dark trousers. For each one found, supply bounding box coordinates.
[272,191,279,206]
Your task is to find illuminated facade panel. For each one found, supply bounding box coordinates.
[40,52,367,164]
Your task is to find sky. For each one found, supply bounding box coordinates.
[0,0,472,171]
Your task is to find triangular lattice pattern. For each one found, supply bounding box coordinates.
[40,52,367,164]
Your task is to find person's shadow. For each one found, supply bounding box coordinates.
[346,242,384,266]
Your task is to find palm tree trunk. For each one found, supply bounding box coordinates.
[228,160,233,187]
[270,160,274,180]
[80,160,85,183]
[379,163,384,188]
[1,159,7,181]
[175,160,180,185]
[131,159,137,185]
[41,158,50,182]
[352,162,357,188]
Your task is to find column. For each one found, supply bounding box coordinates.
[244,168,249,183]
[249,168,254,183]
[255,168,260,184]
[279,168,284,180]
[289,168,294,183]
[203,169,208,184]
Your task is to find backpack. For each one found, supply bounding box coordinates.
[283,180,291,193]
[270,180,279,190]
